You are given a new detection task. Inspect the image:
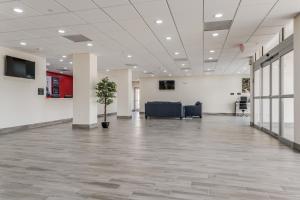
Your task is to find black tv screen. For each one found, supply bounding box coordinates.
[159,80,175,90]
[5,56,35,79]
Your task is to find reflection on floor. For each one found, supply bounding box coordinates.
[0,115,300,200]
[261,122,294,141]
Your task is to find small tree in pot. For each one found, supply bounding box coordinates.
[96,77,117,128]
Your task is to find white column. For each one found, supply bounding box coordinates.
[72,53,98,128]
[115,69,133,118]
[250,57,254,126]
[294,15,300,145]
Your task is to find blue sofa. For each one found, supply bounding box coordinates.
[145,101,183,119]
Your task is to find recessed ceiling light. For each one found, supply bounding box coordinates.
[151,74,155,77]
[181,63,186,66]
[127,54,132,58]
[214,13,223,18]
[143,70,147,73]
[87,43,93,47]
[20,41,26,46]
[62,55,66,58]
[237,71,241,74]
[133,65,137,69]
[69,61,72,64]
[106,69,110,72]
[168,74,172,77]
[59,59,63,62]
[58,29,65,34]
[174,52,180,55]
[209,50,215,53]
[184,69,189,72]
[166,36,172,41]
[163,69,167,73]
[63,67,67,70]
[156,19,163,24]
[212,33,219,37]
[208,57,213,60]
[13,8,23,13]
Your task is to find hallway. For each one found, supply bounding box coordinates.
[0,116,299,200]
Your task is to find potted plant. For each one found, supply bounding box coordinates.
[96,77,117,128]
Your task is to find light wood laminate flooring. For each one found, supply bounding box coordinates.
[0,115,300,200]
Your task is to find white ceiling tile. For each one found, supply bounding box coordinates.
[55,0,97,11]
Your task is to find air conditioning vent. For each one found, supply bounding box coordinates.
[204,20,232,31]
[62,34,92,43]
[204,59,218,63]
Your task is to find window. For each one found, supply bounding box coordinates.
[272,60,279,96]
[272,99,279,134]
[262,99,270,130]
[282,51,294,95]
[282,98,294,141]
[254,99,261,126]
[254,69,261,97]
[263,65,270,96]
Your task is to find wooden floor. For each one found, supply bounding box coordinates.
[0,115,300,200]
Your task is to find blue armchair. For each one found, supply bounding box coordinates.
[184,101,202,118]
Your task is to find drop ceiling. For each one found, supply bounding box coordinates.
[0,0,299,77]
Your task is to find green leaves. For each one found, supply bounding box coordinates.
[95,77,117,105]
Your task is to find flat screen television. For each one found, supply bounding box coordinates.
[5,56,35,79]
[159,80,175,90]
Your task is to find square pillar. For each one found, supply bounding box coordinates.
[115,69,133,118]
[72,53,98,128]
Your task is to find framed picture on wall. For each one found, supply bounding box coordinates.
[242,78,250,93]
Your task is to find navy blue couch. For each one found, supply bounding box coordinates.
[145,101,183,119]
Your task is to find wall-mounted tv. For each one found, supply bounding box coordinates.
[159,80,175,90]
[5,56,35,79]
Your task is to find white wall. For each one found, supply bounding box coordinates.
[0,47,73,129]
[140,75,250,114]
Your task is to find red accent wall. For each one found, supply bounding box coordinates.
[47,71,73,98]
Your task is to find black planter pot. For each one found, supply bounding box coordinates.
[101,122,110,128]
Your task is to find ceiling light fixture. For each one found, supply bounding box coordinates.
[209,50,215,53]
[13,8,23,13]
[127,54,132,58]
[181,63,186,66]
[62,55,66,58]
[151,74,155,77]
[208,57,213,60]
[59,59,63,62]
[133,66,137,69]
[20,41,27,46]
[174,52,180,55]
[87,43,93,47]
[143,70,147,73]
[212,33,219,37]
[106,69,110,72]
[166,36,172,41]
[156,19,163,24]
[69,61,72,64]
[214,13,223,18]
[58,29,65,34]
[184,69,189,72]
[63,67,67,70]
[163,69,167,73]
[168,74,172,77]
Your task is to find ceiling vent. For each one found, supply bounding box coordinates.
[174,58,188,62]
[57,68,71,72]
[204,59,218,63]
[62,34,92,43]
[144,71,154,75]
[204,20,232,31]
[180,67,191,70]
